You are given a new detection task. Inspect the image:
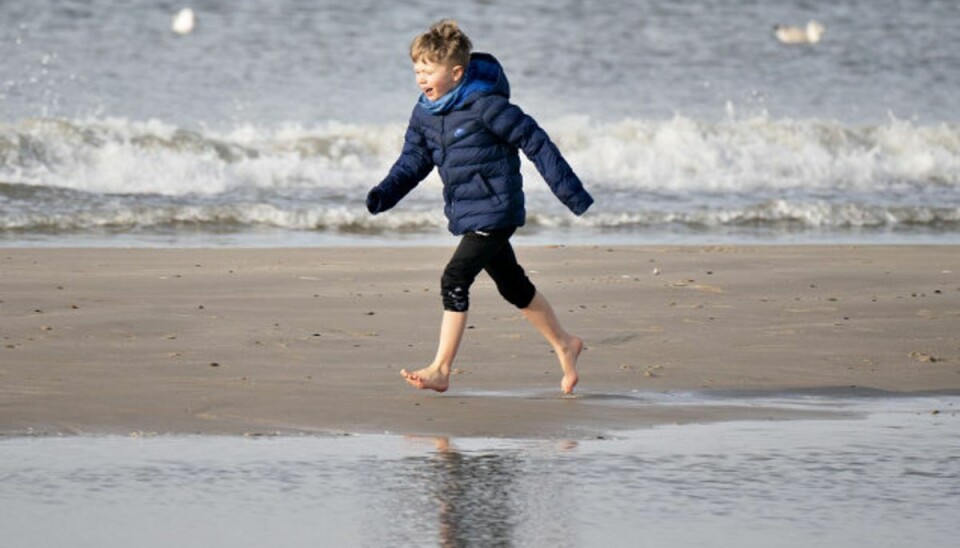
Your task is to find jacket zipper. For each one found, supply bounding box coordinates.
[440,115,447,165]
[439,115,448,198]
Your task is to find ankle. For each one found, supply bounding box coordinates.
[429,361,452,376]
[556,335,580,352]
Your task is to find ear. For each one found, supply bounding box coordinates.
[451,65,465,82]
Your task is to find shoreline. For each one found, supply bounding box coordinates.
[2,245,958,438]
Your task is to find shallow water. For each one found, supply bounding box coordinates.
[1,395,957,547]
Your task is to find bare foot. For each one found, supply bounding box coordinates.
[400,367,450,393]
[559,336,583,394]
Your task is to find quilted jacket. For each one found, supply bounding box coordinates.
[366,53,593,235]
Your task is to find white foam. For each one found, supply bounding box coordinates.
[0,117,408,196]
[545,113,960,193]
[1,115,959,239]
[3,115,959,198]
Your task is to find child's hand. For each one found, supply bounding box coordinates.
[366,188,383,214]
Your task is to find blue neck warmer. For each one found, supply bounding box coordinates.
[418,79,467,115]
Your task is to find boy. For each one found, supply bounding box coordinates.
[366,20,593,394]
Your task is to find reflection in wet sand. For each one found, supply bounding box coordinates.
[371,436,579,547]
[431,437,515,547]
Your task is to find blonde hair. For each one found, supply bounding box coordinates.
[410,19,472,68]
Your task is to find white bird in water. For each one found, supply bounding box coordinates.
[774,20,825,44]
[172,8,196,35]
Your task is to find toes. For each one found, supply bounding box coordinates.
[401,370,427,389]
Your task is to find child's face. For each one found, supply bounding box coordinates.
[414,58,463,101]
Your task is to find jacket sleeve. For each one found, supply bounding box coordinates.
[479,96,593,215]
[367,110,434,214]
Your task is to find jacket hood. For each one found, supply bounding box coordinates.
[463,52,510,102]
[417,52,509,114]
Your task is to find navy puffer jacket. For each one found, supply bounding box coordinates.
[367,53,593,235]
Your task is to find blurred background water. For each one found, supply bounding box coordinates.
[1,0,958,246]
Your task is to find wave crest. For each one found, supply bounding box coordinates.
[549,113,960,193]
[1,115,958,240]
[2,114,959,197]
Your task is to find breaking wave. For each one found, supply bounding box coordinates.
[2,114,959,239]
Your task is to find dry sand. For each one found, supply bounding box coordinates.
[2,246,958,438]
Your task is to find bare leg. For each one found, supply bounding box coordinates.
[521,291,583,394]
[401,310,467,392]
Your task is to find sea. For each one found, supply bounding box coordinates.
[2,0,959,247]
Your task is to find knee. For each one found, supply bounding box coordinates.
[496,274,536,309]
[441,271,470,312]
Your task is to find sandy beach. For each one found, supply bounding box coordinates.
[2,245,958,438]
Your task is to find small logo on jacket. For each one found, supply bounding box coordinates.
[453,127,467,139]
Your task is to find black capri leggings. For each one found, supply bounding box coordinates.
[440,227,536,312]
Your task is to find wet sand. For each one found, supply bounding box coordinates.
[2,245,958,438]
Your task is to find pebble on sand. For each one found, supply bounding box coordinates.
[909,351,939,363]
